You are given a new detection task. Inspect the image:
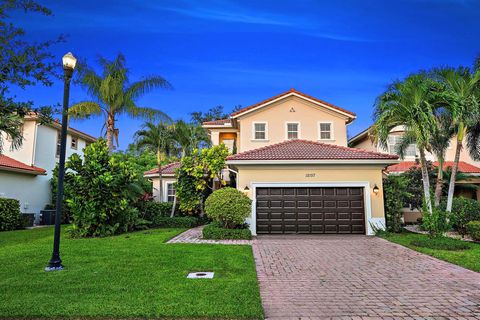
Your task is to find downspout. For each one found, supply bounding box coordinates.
[31,123,40,166]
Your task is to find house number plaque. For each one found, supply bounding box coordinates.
[305,173,316,178]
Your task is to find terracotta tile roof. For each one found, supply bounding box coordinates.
[0,155,46,175]
[144,162,180,176]
[387,161,480,174]
[227,139,398,161]
[230,88,356,119]
[202,119,231,126]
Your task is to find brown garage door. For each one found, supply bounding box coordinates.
[256,187,365,234]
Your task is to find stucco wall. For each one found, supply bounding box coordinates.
[236,96,350,152]
[0,171,47,215]
[151,176,176,202]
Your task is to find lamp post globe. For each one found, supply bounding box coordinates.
[45,52,76,272]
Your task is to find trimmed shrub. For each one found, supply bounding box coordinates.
[139,201,173,220]
[151,216,198,228]
[202,222,252,240]
[422,205,451,237]
[466,221,480,241]
[445,197,480,236]
[383,175,412,232]
[0,198,22,231]
[410,237,470,251]
[205,187,251,228]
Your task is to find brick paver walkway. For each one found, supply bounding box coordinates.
[167,226,253,245]
[253,235,480,319]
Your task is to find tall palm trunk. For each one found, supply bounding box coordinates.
[419,148,433,215]
[434,157,444,207]
[106,113,115,152]
[157,150,163,205]
[446,126,465,212]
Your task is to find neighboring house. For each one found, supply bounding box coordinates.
[144,162,180,202]
[147,89,399,235]
[0,114,96,221]
[349,125,480,222]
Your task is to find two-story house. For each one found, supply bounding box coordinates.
[146,89,399,235]
[0,114,96,222]
[349,125,480,221]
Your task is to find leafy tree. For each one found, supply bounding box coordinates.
[175,144,229,214]
[69,54,172,151]
[66,139,145,237]
[0,1,61,154]
[434,65,480,212]
[373,73,438,214]
[190,105,242,124]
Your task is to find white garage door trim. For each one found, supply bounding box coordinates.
[248,182,383,236]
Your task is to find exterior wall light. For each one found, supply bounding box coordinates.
[244,186,250,191]
[373,184,379,194]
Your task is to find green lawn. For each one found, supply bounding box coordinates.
[380,231,480,272]
[0,227,263,319]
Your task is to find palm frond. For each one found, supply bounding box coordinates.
[126,76,172,101]
[68,101,103,119]
[128,106,172,123]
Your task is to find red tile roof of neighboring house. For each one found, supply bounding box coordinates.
[0,155,46,175]
[230,88,356,119]
[144,162,180,176]
[227,139,398,161]
[387,161,480,174]
[202,119,231,126]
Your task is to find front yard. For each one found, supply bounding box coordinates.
[380,232,480,272]
[0,227,263,319]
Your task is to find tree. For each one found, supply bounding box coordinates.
[434,66,480,212]
[134,122,176,205]
[69,54,172,151]
[172,120,210,157]
[175,145,229,214]
[0,1,61,154]
[373,73,438,215]
[190,104,242,124]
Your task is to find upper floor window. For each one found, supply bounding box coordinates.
[56,132,61,157]
[286,122,299,140]
[71,137,78,150]
[319,122,333,140]
[253,122,267,140]
[166,183,176,202]
[387,135,416,157]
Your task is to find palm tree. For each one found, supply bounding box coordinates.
[373,73,438,214]
[135,122,175,204]
[434,66,480,212]
[0,111,23,154]
[173,120,210,157]
[69,54,171,151]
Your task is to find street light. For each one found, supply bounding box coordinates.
[45,52,77,272]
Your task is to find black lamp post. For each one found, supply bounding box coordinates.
[45,52,77,272]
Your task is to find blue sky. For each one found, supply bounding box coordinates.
[10,0,480,149]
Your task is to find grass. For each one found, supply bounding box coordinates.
[380,231,480,272]
[0,227,263,319]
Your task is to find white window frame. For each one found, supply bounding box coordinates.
[252,122,268,141]
[387,135,416,158]
[285,122,300,140]
[71,136,78,150]
[318,121,334,141]
[165,182,176,203]
[56,131,61,158]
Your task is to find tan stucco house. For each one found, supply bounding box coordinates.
[146,89,399,235]
[349,125,480,222]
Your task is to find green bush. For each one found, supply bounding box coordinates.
[139,201,173,220]
[202,222,252,240]
[66,139,145,237]
[466,221,480,241]
[410,237,470,251]
[205,187,251,228]
[422,205,451,237]
[151,216,198,228]
[444,197,480,236]
[0,198,22,231]
[383,175,412,233]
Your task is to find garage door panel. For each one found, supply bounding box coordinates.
[256,187,365,234]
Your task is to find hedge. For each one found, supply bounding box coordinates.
[151,216,199,228]
[466,221,480,241]
[202,222,252,240]
[0,198,22,231]
[139,201,174,220]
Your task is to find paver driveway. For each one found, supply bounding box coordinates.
[252,235,480,319]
